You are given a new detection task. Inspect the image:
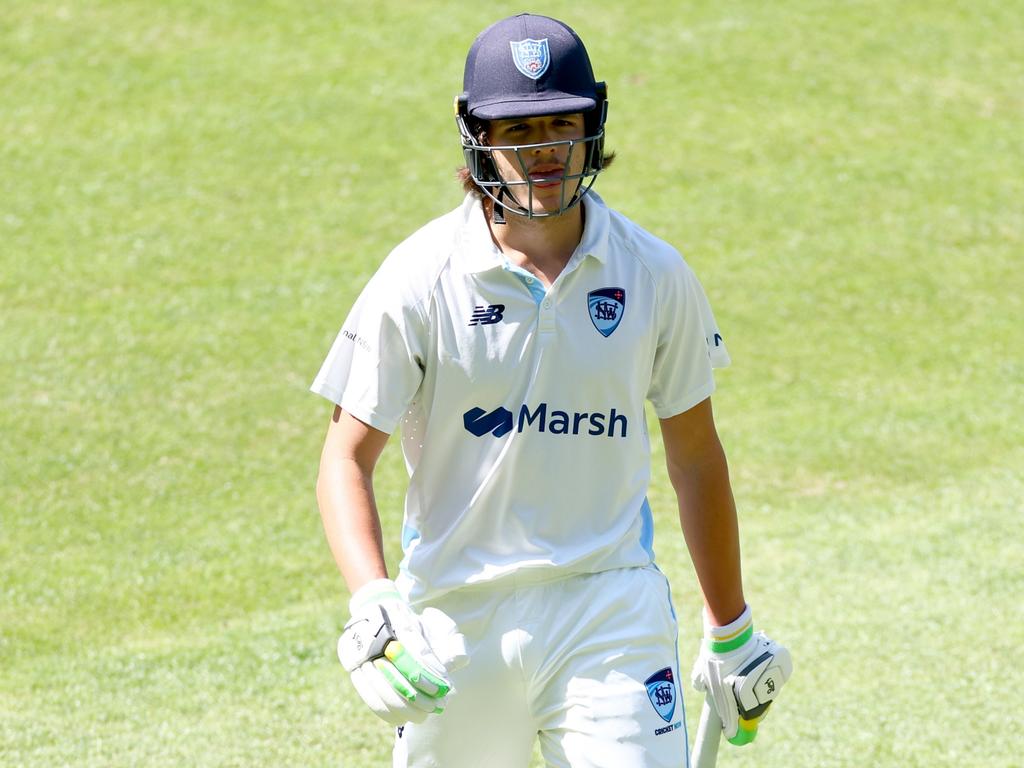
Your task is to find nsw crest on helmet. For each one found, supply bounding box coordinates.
[509,38,550,80]
[588,287,625,337]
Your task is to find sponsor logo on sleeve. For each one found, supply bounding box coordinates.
[342,329,372,353]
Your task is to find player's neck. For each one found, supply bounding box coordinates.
[487,204,584,287]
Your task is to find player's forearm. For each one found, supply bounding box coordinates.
[317,454,389,591]
[669,446,746,626]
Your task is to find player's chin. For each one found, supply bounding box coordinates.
[517,187,571,214]
[528,202,568,217]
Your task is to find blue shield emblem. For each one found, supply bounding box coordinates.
[645,667,677,722]
[588,287,625,337]
[509,38,550,80]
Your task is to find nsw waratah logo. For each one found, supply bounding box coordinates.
[645,667,677,723]
[509,38,550,80]
[588,287,625,337]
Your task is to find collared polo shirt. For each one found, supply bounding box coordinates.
[312,192,730,604]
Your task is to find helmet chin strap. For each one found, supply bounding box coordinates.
[492,189,507,225]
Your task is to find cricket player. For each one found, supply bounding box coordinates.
[313,13,791,768]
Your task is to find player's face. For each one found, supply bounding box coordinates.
[487,113,587,215]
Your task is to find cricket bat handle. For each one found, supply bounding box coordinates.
[691,696,722,768]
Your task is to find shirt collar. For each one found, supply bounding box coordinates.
[458,190,611,274]
[459,194,503,273]
[577,190,611,264]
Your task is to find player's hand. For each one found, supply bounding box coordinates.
[337,579,468,726]
[690,605,792,746]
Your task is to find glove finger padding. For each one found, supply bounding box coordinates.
[349,664,436,726]
[698,652,741,744]
[379,611,452,695]
[419,606,469,672]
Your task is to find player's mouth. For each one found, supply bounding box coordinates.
[528,165,566,188]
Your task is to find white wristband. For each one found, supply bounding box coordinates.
[703,604,753,653]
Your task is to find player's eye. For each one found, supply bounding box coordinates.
[491,124,526,143]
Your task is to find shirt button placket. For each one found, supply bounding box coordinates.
[539,294,556,334]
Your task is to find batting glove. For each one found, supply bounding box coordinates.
[337,579,468,726]
[691,605,792,746]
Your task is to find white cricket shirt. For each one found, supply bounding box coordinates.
[312,192,730,604]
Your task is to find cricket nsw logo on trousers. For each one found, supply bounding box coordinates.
[588,287,625,337]
[645,667,677,723]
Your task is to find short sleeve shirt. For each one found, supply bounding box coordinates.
[312,192,730,604]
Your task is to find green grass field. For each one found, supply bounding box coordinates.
[3,1,1021,765]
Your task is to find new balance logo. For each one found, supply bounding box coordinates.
[463,403,628,439]
[463,406,514,437]
[468,304,505,326]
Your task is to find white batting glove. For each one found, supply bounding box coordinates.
[337,579,468,726]
[691,605,792,746]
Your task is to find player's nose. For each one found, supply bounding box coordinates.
[530,122,560,149]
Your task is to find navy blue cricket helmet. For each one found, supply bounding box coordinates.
[455,14,609,219]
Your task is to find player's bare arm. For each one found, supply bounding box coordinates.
[316,405,390,592]
[660,396,745,625]
[664,397,793,753]
[317,406,469,726]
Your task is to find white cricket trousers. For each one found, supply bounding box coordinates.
[393,566,689,768]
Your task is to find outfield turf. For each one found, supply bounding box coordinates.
[2,1,1021,766]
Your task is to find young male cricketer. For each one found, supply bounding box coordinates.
[313,13,792,768]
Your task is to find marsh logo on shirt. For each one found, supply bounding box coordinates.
[588,287,625,337]
[463,403,628,438]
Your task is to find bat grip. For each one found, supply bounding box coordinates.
[691,695,722,768]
